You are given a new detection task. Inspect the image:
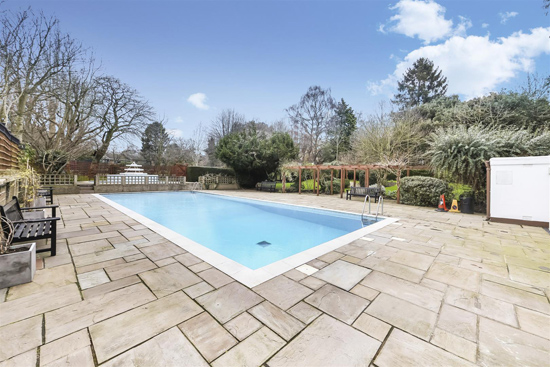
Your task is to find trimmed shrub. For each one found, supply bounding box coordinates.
[400,176,453,207]
[187,166,234,182]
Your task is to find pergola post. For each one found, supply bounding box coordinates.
[366,168,370,187]
[340,168,344,198]
[316,168,320,196]
[353,169,356,188]
[330,170,333,195]
[396,170,401,204]
[298,168,302,194]
[407,169,410,177]
[282,173,286,193]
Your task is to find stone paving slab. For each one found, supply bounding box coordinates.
[223,312,263,341]
[366,293,437,340]
[40,329,90,366]
[361,271,443,312]
[305,284,369,324]
[268,314,380,367]
[6,263,76,301]
[312,259,371,290]
[140,262,202,298]
[46,283,156,342]
[478,317,550,367]
[253,275,313,310]
[374,329,476,367]
[179,312,237,362]
[90,291,202,363]
[0,283,81,327]
[82,275,141,299]
[102,327,209,367]
[197,282,263,324]
[249,301,305,341]
[0,315,42,361]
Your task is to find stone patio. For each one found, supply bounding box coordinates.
[0,190,549,366]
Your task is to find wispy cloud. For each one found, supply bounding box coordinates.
[174,116,184,123]
[499,11,518,24]
[167,129,184,138]
[187,93,209,110]
[482,23,489,29]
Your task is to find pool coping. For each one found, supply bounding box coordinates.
[94,192,399,287]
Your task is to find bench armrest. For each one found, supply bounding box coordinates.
[12,217,61,224]
[20,204,59,210]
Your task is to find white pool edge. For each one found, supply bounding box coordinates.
[94,192,399,287]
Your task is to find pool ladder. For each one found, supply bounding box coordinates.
[190,182,202,192]
[361,195,384,221]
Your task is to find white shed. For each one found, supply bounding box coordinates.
[488,156,550,229]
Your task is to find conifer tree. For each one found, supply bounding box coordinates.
[393,58,448,109]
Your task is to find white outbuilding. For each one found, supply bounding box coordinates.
[487,156,550,229]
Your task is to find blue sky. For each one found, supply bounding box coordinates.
[4,0,550,140]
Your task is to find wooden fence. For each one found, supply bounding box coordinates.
[0,123,21,171]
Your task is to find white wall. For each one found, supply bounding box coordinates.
[490,156,550,228]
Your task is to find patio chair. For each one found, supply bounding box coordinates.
[0,196,60,256]
[37,186,54,205]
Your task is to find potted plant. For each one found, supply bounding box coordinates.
[0,217,36,289]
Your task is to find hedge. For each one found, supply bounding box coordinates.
[187,166,235,182]
[399,176,453,207]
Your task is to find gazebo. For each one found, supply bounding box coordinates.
[282,164,430,203]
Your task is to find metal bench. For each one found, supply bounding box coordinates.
[0,196,60,256]
[346,187,382,202]
[256,181,277,192]
[37,187,54,205]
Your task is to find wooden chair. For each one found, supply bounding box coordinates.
[0,196,60,256]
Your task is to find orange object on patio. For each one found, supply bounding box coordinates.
[436,194,448,212]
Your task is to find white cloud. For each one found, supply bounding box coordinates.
[187,93,209,110]
[174,116,184,123]
[384,0,454,44]
[453,16,472,37]
[368,27,550,99]
[499,11,518,24]
[482,23,489,29]
[167,129,184,138]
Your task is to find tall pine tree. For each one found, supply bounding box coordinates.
[324,99,357,161]
[392,58,448,109]
[141,122,171,165]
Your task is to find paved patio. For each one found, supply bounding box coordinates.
[0,190,549,367]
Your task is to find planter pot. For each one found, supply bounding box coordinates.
[0,243,36,289]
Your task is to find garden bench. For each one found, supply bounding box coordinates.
[0,196,60,256]
[37,186,54,205]
[346,187,382,202]
[256,181,277,192]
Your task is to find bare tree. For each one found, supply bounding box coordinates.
[189,122,207,165]
[93,76,154,163]
[208,108,245,142]
[22,56,100,173]
[0,9,85,139]
[286,86,335,163]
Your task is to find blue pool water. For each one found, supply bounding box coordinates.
[103,192,377,269]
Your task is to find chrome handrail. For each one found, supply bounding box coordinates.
[361,195,371,221]
[375,196,384,220]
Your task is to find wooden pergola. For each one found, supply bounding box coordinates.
[282,164,430,203]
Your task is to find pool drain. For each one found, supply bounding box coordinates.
[256,241,271,247]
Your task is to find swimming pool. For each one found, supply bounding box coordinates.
[97,192,397,286]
